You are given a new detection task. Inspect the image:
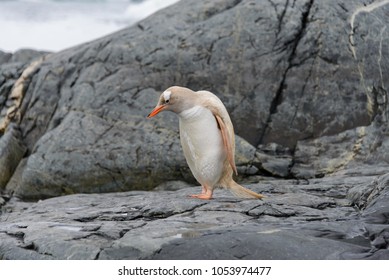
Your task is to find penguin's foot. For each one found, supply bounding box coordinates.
[189,193,213,200]
[189,187,213,200]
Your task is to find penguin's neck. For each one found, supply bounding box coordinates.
[178,105,220,144]
[178,105,204,120]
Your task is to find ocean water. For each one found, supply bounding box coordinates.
[0,0,180,53]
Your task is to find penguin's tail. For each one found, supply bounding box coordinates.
[227,180,265,199]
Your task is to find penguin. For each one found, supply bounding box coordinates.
[147,86,264,200]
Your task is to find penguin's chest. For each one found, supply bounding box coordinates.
[178,106,225,186]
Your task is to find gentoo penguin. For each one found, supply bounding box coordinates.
[147,86,265,200]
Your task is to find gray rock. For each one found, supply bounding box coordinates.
[1,0,389,260]
[0,0,386,198]
[1,170,388,260]
[0,124,26,189]
[0,51,12,65]
[9,49,49,64]
[255,143,293,177]
[153,180,194,191]
[150,227,367,260]
[0,62,26,117]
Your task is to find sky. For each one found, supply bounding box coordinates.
[0,0,180,53]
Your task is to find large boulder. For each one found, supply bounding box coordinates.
[0,0,388,200]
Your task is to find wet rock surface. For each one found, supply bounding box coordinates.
[1,169,388,260]
[1,0,389,259]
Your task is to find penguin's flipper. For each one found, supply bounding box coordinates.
[214,114,238,175]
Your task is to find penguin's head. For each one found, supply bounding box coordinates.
[147,86,194,118]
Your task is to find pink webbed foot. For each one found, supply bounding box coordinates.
[189,186,213,200]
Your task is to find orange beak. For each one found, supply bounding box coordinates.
[147,104,166,118]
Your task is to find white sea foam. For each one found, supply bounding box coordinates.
[0,0,180,52]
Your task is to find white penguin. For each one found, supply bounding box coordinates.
[147,86,264,200]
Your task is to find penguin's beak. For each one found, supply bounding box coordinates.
[147,104,166,118]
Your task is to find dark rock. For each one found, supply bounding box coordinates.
[153,180,194,191]
[1,0,389,260]
[0,49,47,70]
[0,63,26,117]
[7,49,49,65]
[150,227,367,260]
[0,0,386,198]
[1,171,388,260]
[256,143,293,177]
[0,51,12,65]
[0,124,26,189]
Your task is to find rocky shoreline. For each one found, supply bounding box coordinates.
[1,0,389,259]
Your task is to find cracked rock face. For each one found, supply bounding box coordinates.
[1,0,389,259]
[0,0,388,197]
[1,172,388,260]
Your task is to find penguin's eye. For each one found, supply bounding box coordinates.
[163,90,172,103]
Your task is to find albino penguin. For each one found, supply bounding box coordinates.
[147,86,264,200]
